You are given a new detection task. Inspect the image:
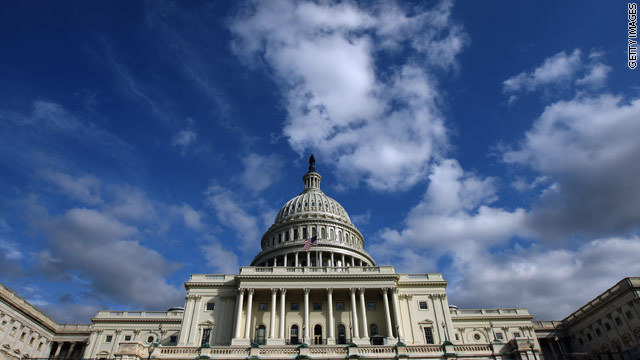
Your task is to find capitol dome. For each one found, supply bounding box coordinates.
[250,156,376,267]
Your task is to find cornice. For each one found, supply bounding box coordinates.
[91,318,183,324]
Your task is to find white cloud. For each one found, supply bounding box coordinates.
[230,0,464,191]
[504,49,582,93]
[200,234,239,273]
[575,63,611,88]
[204,184,263,253]
[36,208,183,310]
[172,129,197,153]
[240,153,284,193]
[448,236,640,320]
[504,94,640,238]
[372,159,528,267]
[47,172,102,205]
[107,185,156,222]
[175,204,204,231]
[503,49,612,102]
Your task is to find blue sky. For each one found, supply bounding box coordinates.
[1,1,639,323]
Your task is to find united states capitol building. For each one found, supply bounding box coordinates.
[2,157,639,360]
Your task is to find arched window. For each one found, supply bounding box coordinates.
[290,325,299,345]
[337,324,346,344]
[321,227,326,239]
[369,324,378,336]
[255,325,266,345]
[285,231,290,242]
[303,228,308,239]
[329,228,334,240]
[294,228,299,240]
[312,227,317,237]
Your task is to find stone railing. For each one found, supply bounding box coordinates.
[449,308,531,316]
[239,266,397,275]
[116,343,503,360]
[93,310,183,319]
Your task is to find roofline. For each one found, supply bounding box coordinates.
[562,277,640,325]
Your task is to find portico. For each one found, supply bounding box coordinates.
[229,267,402,346]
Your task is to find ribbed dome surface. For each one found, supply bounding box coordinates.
[274,189,352,225]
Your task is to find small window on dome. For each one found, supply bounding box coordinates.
[305,202,308,208]
[311,200,315,207]
[294,229,299,240]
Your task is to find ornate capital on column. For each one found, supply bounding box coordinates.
[247,288,255,295]
[358,288,365,295]
[350,288,357,295]
[303,288,310,295]
[327,288,333,295]
[271,288,278,294]
[392,288,400,295]
[381,287,390,294]
[237,288,246,295]
[115,330,122,335]
[279,288,287,294]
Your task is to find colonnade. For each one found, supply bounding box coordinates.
[231,287,403,345]
[257,250,369,268]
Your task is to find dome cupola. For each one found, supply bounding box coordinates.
[250,155,375,267]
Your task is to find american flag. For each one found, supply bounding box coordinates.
[303,236,318,251]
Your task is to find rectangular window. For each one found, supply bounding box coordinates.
[495,332,504,340]
[294,229,299,240]
[513,332,521,338]
[259,303,268,311]
[586,333,592,341]
[604,322,611,330]
[303,228,308,238]
[291,303,299,311]
[313,302,322,311]
[0,320,6,330]
[20,332,26,341]
[418,301,428,310]
[615,317,622,325]
[201,329,211,347]
[124,335,132,341]
[10,327,16,336]
[106,335,113,343]
[29,337,35,345]
[626,311,634,319]
[455,334,459,341]
[336,302,345,311]
[170,335,177,343]
[367,302,376,310]
[578,337,584,345]
[206,302,215,311]
[595,328,601,336]
[38,342,43,351]
[424,327,434,344]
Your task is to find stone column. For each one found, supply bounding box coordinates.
[295,252,299,267]
[303,288,310,343]
[319,251,323,266]
[327,288,335,344]
[330,252,335,267]
[382,288,394,341]
[350,288,360,339]
[279,289,287,340]
[54,342,63,358]
[269,289,277,339]
[283,254,287,267]
[307,252,311,267]
[244,289,254,340]
[359,289,369,339]
[234,289,245,339]
[67,342,76,359]
[342,254,346,267]
[391,288,404,341]
[351,257,355,266]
